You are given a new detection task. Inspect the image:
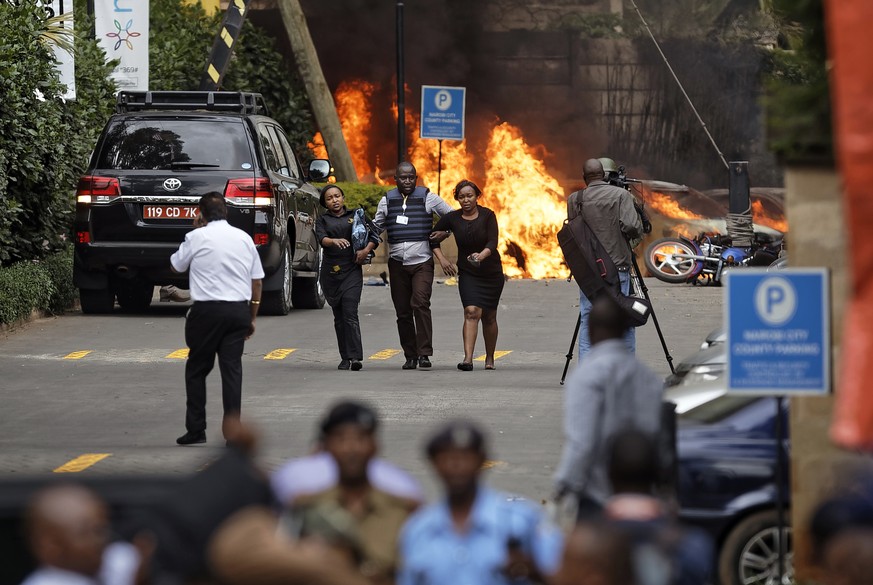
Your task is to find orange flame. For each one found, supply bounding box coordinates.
[484,123,567,279]
[335,80,377,180]
[752,200,788,232]
[308,132,328,160]
[643,190,703,220]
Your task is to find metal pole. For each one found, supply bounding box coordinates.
[629,246,676,374]
[396,1,406,164]
[560,313,582,385]
[775,395,787,584]
[437,139,443,197]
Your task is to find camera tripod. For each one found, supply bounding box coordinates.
[559,249,675,385]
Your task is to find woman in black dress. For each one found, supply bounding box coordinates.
[315,185,375,371]
[430,180,505,371]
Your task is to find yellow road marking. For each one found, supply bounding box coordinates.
[481,460,505,470]
[264,348,296,360]
[369,349,401,360]
[166,349,189,359]
[474,350,512,362]
[53,454,111,473]
[63,350,92,360]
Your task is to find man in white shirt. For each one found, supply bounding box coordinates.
[171,193,265,446]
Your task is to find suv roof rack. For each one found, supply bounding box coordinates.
[115,91,270,116]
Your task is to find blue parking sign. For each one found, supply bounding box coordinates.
[725,268,830,395]
[420,86,466,141]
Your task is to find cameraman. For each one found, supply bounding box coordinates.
[566,159,642,357]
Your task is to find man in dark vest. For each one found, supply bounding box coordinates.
[362,162,454,369]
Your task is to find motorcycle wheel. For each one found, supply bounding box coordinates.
[644,238,700,284]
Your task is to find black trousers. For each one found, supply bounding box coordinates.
[184,301,250,434]
[326,272,364,360]
[388,258,435,358]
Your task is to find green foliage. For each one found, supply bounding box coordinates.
[0,1,115,267]
[148,0,313,154]
[148,0,214,90]
[316,182,391,218]
[763,0,832,162]
[0,247,73,324]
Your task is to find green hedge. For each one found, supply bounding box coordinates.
[0,247,76,325]
[316,182,391,217]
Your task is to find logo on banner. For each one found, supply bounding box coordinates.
[106,19,142,51]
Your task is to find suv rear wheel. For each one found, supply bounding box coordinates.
[261,244,292,316]
[79,287,115,314]
[292,247,325,309]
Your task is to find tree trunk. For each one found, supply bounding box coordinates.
[275,0,358,182]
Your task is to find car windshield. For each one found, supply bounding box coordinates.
[679,394,760,424]
[97,119,253,171]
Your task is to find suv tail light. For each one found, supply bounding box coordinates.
[225,178,274,206]
[77,176,121,204]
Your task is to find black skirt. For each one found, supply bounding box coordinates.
[458,269,504,310]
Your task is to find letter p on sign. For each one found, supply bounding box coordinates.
[435,90,452,111]
[755,276,797,326]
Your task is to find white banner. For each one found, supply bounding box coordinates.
[95,0,149,91]
[48,0,75,99]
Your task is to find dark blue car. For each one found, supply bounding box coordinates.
[676,394,792,585]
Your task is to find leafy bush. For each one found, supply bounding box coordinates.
[764,0,832,163]
[0,1,115,267]
[0,247,74,325]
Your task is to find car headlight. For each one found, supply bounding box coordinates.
[682,364,726,385]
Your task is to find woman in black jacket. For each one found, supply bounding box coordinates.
[430,180,505,371]
[315,185,375,371]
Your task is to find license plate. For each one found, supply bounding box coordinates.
[143,205,199,220]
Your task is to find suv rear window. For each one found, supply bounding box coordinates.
[96,119,254,171]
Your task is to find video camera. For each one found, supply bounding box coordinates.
[606,164,652,235]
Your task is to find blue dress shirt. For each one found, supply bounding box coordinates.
[398,487,563,585]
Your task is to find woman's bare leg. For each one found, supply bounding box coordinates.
[482,308,498,368]
[463,305,482,363]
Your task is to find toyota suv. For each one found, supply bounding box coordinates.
[73,90,329,315]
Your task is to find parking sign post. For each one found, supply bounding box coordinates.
[726,268,831,585]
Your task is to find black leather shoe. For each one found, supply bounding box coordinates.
[350,360,363,371]
[457,362,474,371]
[419,356,432,369]
[402,358,417,370]
[338,359,351,370]
[176,431,206,445]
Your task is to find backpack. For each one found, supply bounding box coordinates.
[558,189,652,327]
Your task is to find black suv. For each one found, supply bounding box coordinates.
[73,91,329,315]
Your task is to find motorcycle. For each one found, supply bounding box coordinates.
[644,231,783,285]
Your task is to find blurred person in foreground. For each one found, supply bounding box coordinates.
[566,158,642,358]
[429,180,506,371]
[136,420,369,585]
[810,489,873,585]
[399,420,563,585]
[271,428,423,507]
[315,185,379,371]
[21,484,141,585]
[288,400,419,585]
[603,429,713,585]
[554,294,663,519]
[554,521,636,585]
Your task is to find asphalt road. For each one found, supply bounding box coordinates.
[0,274,722,501]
